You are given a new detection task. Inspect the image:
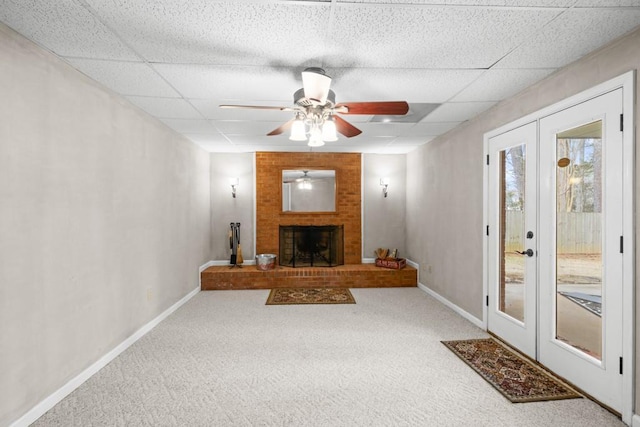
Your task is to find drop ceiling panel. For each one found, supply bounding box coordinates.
[401,122,462,137]
[422,101,498,122]
[186,134,243,153]
[160,119,219,134]
[451,68,557,102]
[191,99,295,121]
[85,0,332,66]
[66,59,180,97]
[331,69,485,104]
[330,4,562,69]
[154,64,299,100]
[389,136,436,146]
[496,8,640,68]
[214,121,289,135]
[0,0,139,60]
[126,96,202,119]
[350,123,416,137]
[339,0,574,5]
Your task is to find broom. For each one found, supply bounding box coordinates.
[236,223,244,264]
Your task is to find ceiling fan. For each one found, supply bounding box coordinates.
[219,67,409,147]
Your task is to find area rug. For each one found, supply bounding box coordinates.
[442,338,581,403]
[266,288,356,305]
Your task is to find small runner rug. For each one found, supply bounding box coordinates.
[266,288,355,305]
[442,338,581,403]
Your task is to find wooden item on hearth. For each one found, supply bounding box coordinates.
[375,257,407,269]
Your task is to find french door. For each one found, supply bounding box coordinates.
[487,122,538,359]
[487,89,625,412]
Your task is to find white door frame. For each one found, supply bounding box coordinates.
[482,71,635,424]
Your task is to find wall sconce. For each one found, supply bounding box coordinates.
[380,177,390,198]
[229,178,239,198]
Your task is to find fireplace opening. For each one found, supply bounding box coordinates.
[279,225,344,267]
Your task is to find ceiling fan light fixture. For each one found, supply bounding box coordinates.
[302,67,331,105]
[307,126,324,147]
[289,118,307,141]
[321,118,338,142]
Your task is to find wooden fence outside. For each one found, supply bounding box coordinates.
[504,211,601,253]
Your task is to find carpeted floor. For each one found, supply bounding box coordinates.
[266,287,356,305]
[32,288,623,426]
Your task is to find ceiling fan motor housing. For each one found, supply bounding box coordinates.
[294,88,335,108]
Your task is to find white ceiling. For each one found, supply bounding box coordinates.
[2,1,639,153]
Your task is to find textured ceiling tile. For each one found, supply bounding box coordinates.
[159,118,219,134]
[575,1,640,5]
[401,122,462,137]
[185,134,242,153]
[351,123,415,137]
[330,4,562,68]
[191,99,295,121]
[214,120,290,135]
[451,68,557,102]
[331,69,485,103]
[66,59,179,97]
[422,101,497,122]
[85,0,331,65]
[0,0,138,60]
[496,8,640,68]
[387,136,436,146]
[126,96,202,119]
[339,0,574,5]
[154,64,299,100]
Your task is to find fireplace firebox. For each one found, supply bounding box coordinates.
[279,225,344,267]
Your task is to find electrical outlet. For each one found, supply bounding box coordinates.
[146,288,153,301]
[427,265,432,273]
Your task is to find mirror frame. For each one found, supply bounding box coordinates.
[281,168,337,214]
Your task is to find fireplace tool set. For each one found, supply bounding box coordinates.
[229,222,243,268]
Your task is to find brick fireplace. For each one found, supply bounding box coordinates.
[200,151,417,290]
[255,152,362,264]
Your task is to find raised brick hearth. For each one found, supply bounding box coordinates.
[201,264,417,290]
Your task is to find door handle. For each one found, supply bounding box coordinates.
[515,249,534,257]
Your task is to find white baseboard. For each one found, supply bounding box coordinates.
[406,259,419,284]
[631,413,640,427]
[199,260,216,272]
[362,257,376,264]
[417,282,484,329]
[10,285,201,427]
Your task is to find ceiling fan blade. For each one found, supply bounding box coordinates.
[334,116,362,138]
[335,101,409,115]
[267,119,295,136]
[219,104,295,111]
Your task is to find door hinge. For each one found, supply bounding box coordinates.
[620,236,624,253]
[486,225,489,236]
[486,154,489,165]
[620,357,623,374]
[486,295,489,307]
[620,114,624,132]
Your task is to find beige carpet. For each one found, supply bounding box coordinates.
[33,288,623,426]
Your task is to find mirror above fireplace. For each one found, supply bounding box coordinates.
[282,169,336,212]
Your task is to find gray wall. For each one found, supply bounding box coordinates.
[405,26,640,410]
[363,154,406,260]
[0,24,211,426]
[210,153,254,261]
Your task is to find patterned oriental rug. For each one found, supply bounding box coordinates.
[442,338,582,403]
[266,288,356,305]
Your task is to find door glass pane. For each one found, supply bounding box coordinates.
[555,121,602,360]
[499,145,526,322]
